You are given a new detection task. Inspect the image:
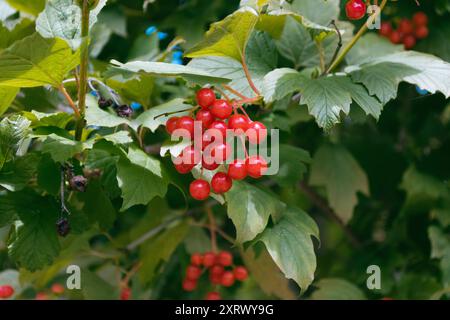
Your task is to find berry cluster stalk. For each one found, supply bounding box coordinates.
[75,0,90,141]
[326,0,388,74]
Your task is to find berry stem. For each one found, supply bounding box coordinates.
[214,86,231,101]
[75,0,90,141]
[59,85,80,118]
[205,205,218,253]
[326,0,388,74]
[241,46,260,96]
[222,85,249,100]
[154,108,195,119]
[323,20,343,75]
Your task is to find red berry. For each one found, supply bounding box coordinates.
[182,279,197,292]
[203,252,216,267]
[51,283,65,295]
[202,155,220,171]
[210,99,233,119]
[228,114,249,131]
[196,109,214,129]
[186,265,202,280]
[403,35,416,50]
[211,172,233,194]
[246,121,267,144]
[414,25,428,39]
[389,30,403,44]
[165,117,179,135]
[234,266,248,281]
[210,143,231,163]
[210,265,225,276]
[246,155,268,178]
[205,292,221,300]
[191,253,203,266]
[174,162,195,174]
[220,271,235,287]
[207,121,228,140]
[35,292,48,300]
[209,273,222,285]
[176,116,195,138]
[227,159,247,180]
[180,145,201,166]
[379,22,393,37]
[197,88,216,109]
[345,0,366,20]
[217,251,233,266]
[413,12,428,26]
[189,179,210,200]
[120,287,131,300]
[398,19,414,35]
[0,285,14,299]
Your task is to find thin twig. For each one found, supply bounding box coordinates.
[326,0,388,73]
[241,47,260,96]
[323,20,343,75]
[59,85,80,117]
[126,215,185,251]
[60,166,70,215]
[222,85,250,100]
[299,181,361,248]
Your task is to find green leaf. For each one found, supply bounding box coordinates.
[428,226,450,259]
[0,114,30,170]
[259,206,319,292]
[225,181,285,243]
[185,7,259,61]
[274,16,353,69]
[116,148,169,211]
[106,74,154,107]
[134,98,192,132]
[310,144,369,224]
[288,0,339,27]
[6,0,45,16]
[0,18,35,51]
[189,31,277,98]
[36,0,107,50]
[345,33,403,66]
[297,75,382,129]
[98,8,127,38]
[89,23,112,58]
[8,190,61,271]
[37,153,61,195]
[273,144,311,187]
[262,68,305,103]
[0,192,17,227]
[0,86,18,116]
[81,269,118,300]
[85,94,131,129]
[0,153,38,191]
[78,179,117,230]
[348,51,450,102]
[23,110,73,128]
[310,278,366,300]
[400,166,449,210]
[107,60,231,86]
[139,221,189,283]
[0,33,80,87]
[0,1,16,21]
[100,131,133,145]
[242,246,296,299]
[39,133,94,163]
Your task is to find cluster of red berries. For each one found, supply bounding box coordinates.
[379,12,429,49]
[182,251,249,300]
[345,0,367,21]
[0,285,14,299]
[35,283,65,300]
[165,88,268,201]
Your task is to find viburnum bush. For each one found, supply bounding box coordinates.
[0,0,449,301]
